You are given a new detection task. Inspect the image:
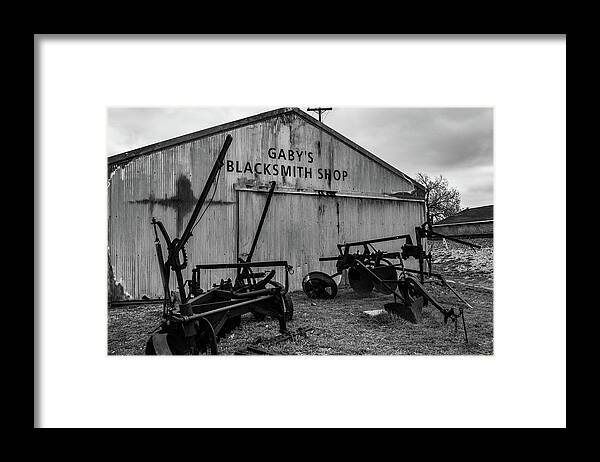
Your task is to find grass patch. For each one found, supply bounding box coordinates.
[108,278,493,355]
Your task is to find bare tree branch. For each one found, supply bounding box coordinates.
[416,172,462,223]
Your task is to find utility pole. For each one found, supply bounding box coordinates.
[307,107,332,123]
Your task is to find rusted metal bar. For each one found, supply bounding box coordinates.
[246,181,277,262]
[337,234,413,248]
[173,134,232,255]
[246,346,274,355]
[152,221,171,308]
[195,260,291,294]
[427,229,481,249]
[319,251,402,262]
[179,295,274,323]
[196,260,289,270]
[230,288,278,299]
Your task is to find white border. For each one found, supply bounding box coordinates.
[36,36,566,428]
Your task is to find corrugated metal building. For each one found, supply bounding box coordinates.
[432,205,493,238]
[108,108,426,299]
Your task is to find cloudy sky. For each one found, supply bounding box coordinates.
[107,107,493,208]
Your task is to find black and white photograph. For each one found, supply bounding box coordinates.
[107,107,494,355]
[35,35,565,429]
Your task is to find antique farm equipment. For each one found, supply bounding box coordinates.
[232,180,294,322]
[302,217,480,342]
[145,135,293,355]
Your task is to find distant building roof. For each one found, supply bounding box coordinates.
[434,205,493,226]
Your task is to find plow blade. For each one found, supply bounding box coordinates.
[384,296,424,324]
[145,333,174,355]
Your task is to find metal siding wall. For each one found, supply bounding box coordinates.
[108,112,423,298]
[238,192,424,292]
[108,137,238,298]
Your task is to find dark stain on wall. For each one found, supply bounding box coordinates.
[130,175,233,236]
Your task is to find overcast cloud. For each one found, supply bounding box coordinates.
[107,107,493,208]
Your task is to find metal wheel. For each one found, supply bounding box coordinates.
[302,271,338,299]
[393,275,426,309]
[144,324,190,355]
[195,317,218,355]
[404,276,425,300]
[145,333,185,355]
[145,319,219,355]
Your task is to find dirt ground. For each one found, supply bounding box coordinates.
[108,244,493,355]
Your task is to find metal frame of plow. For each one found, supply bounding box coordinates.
[145,136,293,355]
[302,221,481,343]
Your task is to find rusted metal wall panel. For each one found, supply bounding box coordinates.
[108,112,424,299]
